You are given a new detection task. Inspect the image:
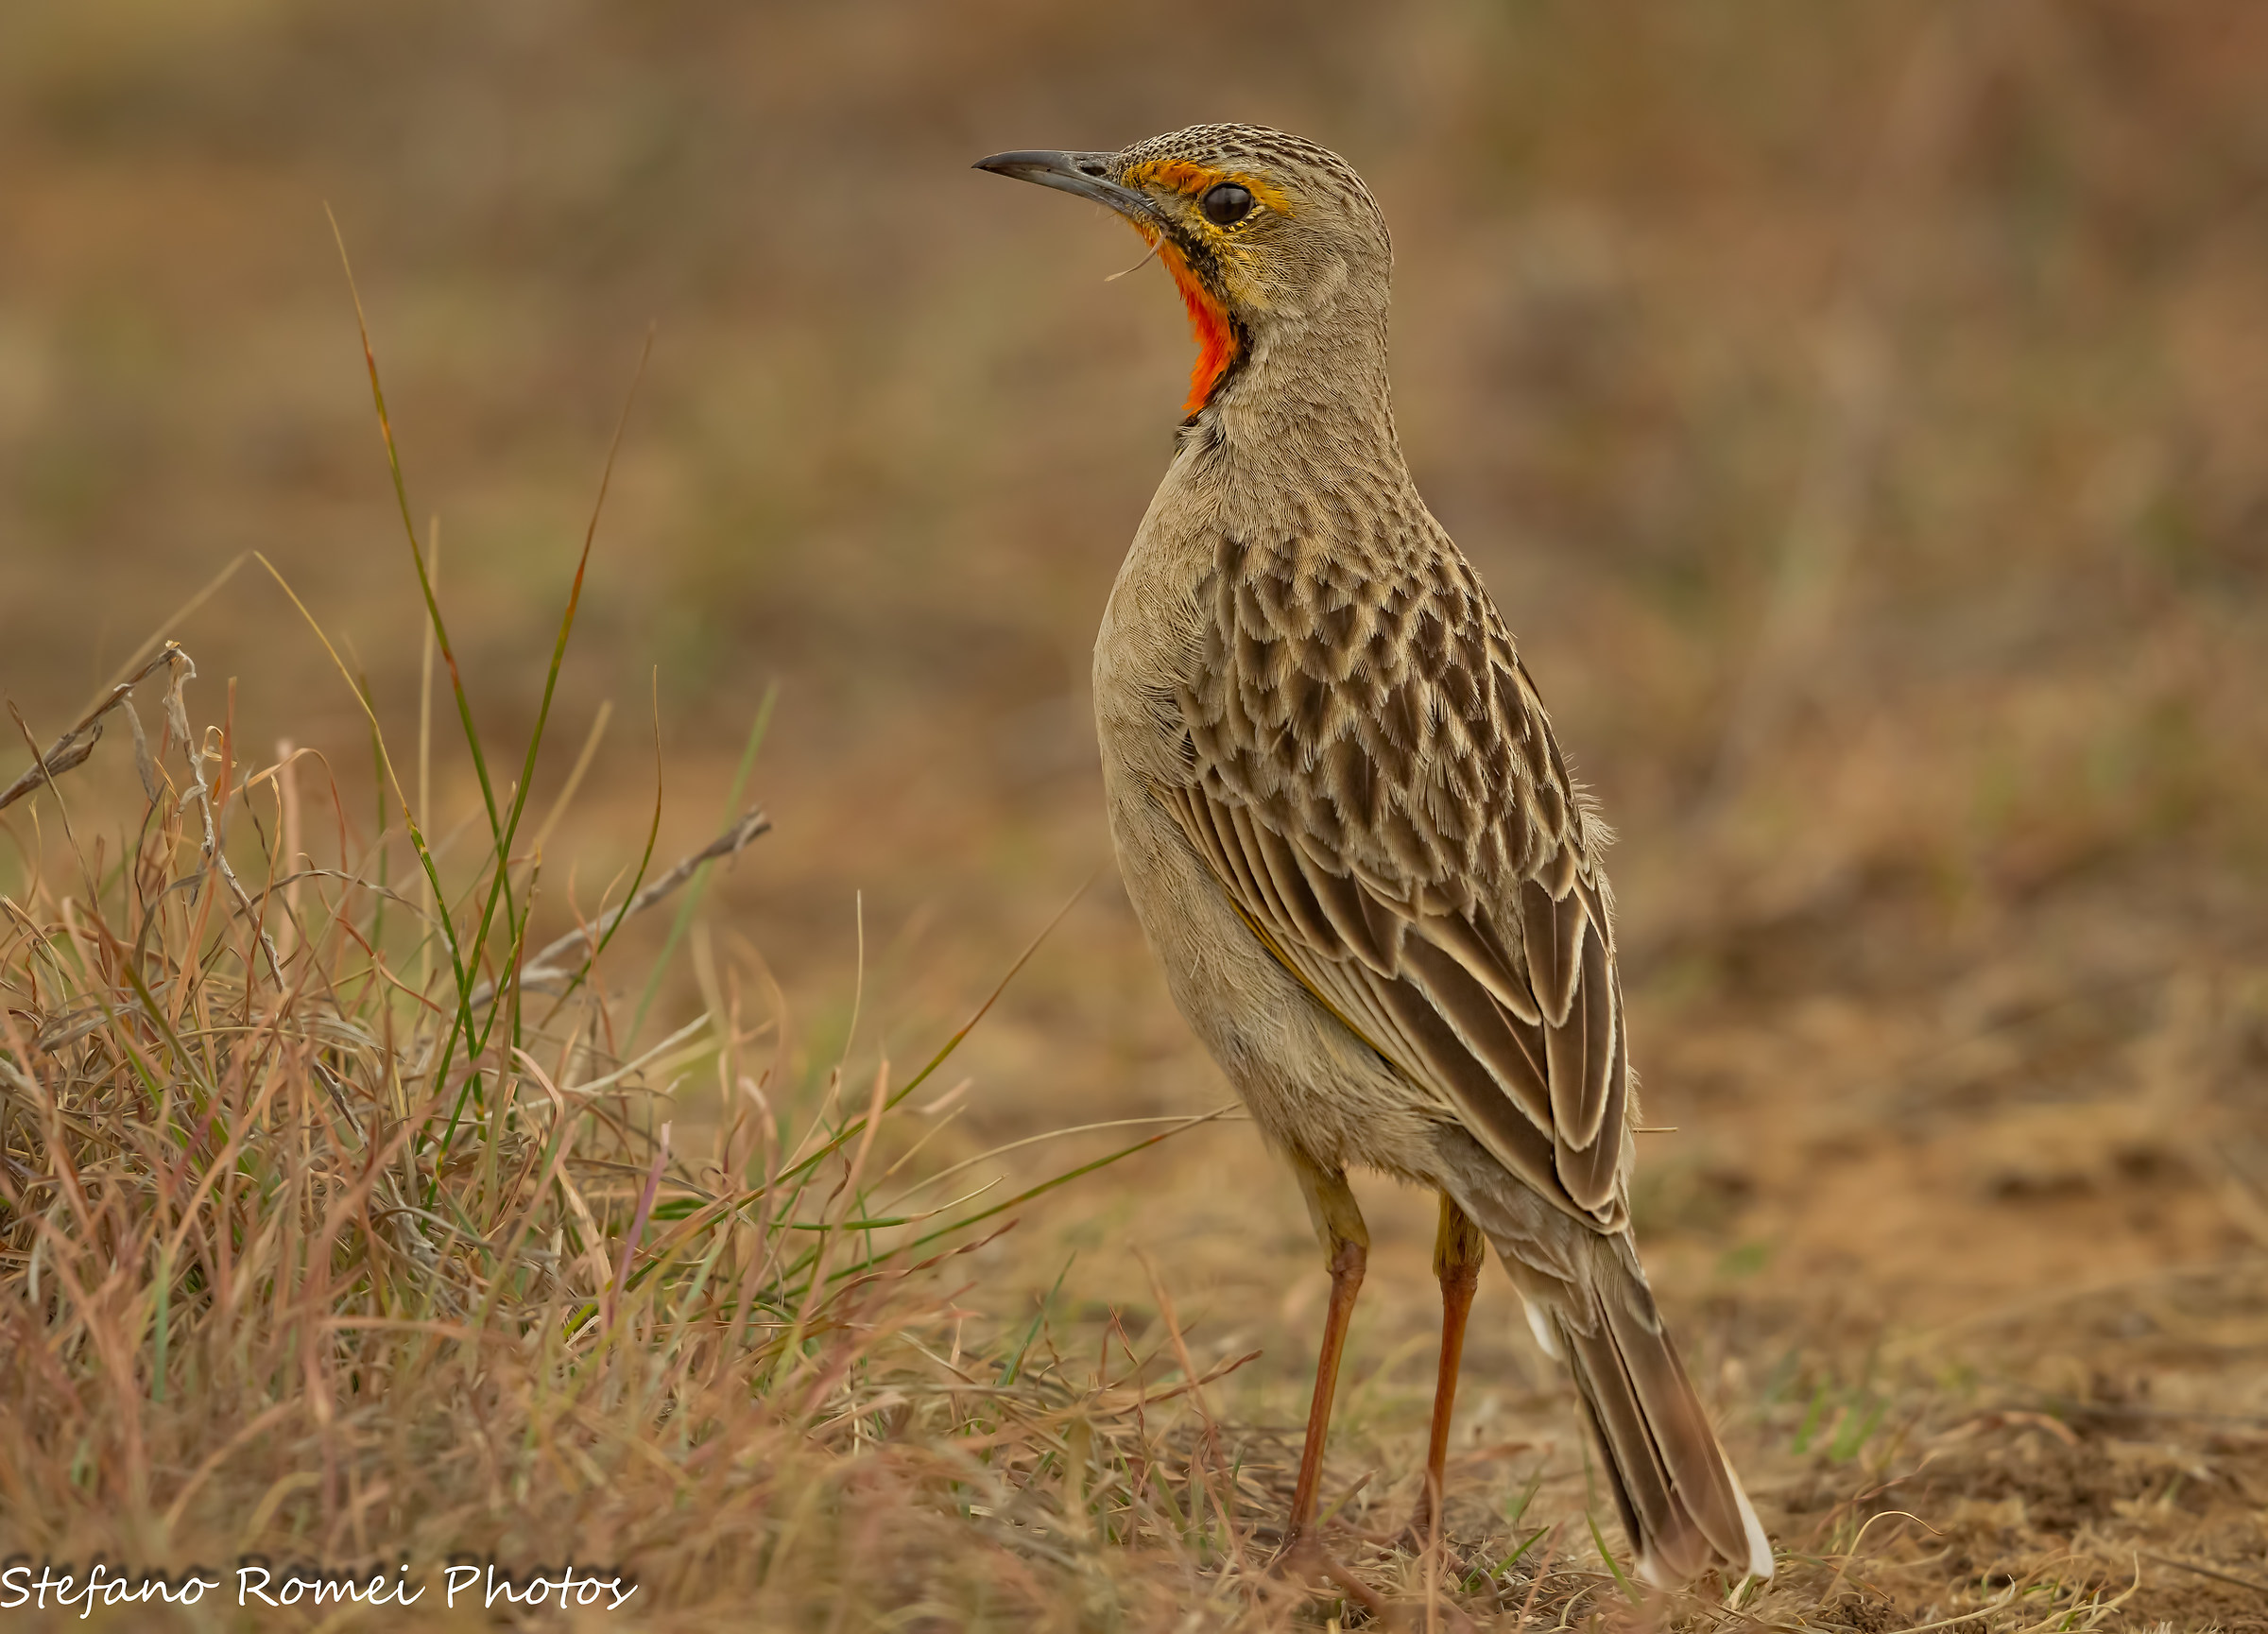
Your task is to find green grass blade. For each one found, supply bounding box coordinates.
[466,327,654,1064]
[628,680,776,1046]
[1587,1508,1643,1604]
[832,1109,1228,1283]
[999,1253,1074,1387]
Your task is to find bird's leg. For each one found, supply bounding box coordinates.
[1284,1160,1369,1555]
[1407,1192,1487,1547]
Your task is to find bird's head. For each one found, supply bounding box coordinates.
[977,123,1392,420]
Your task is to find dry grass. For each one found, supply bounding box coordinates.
[0,611,1291,1625]
[0,300,1296,1621]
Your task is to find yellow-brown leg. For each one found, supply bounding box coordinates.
[1285,1160,1369,1550]
[1409,1192,1487,1544]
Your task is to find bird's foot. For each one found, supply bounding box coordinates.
[1264,1525,1322,1576]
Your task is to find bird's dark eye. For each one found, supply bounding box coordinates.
[1201,182,1255,226]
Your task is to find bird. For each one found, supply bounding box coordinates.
[976,124,1773,1589]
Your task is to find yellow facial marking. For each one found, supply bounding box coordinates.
[1112,158,1291,411]
[1120,160,1293,218]
[1121,157,1218,195]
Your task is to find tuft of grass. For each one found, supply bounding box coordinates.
[0,580,1275,1627]
[0,299,1274,1628]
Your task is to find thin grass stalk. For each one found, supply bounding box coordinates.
[627,682,776,1047]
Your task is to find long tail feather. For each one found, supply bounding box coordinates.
[1555,1257,1773,1587]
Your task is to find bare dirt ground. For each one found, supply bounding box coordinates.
[5,1,2266,1625]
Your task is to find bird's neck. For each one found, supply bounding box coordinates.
[1196,298,1404,482]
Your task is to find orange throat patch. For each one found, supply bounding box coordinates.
[1155,239,1237,416]
[1114,158,1273,417]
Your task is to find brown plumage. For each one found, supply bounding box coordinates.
[978,123,1772,1587]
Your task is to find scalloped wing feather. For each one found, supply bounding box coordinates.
[1156,525,1636,1226]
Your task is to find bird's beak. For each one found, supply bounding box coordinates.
[973,149,1160,229]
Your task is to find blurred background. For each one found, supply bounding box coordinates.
[4,0,2265,1612]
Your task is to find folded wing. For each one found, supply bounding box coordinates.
[1155,527,1634,1227]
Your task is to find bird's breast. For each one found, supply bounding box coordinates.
[1091,468,1223,781]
